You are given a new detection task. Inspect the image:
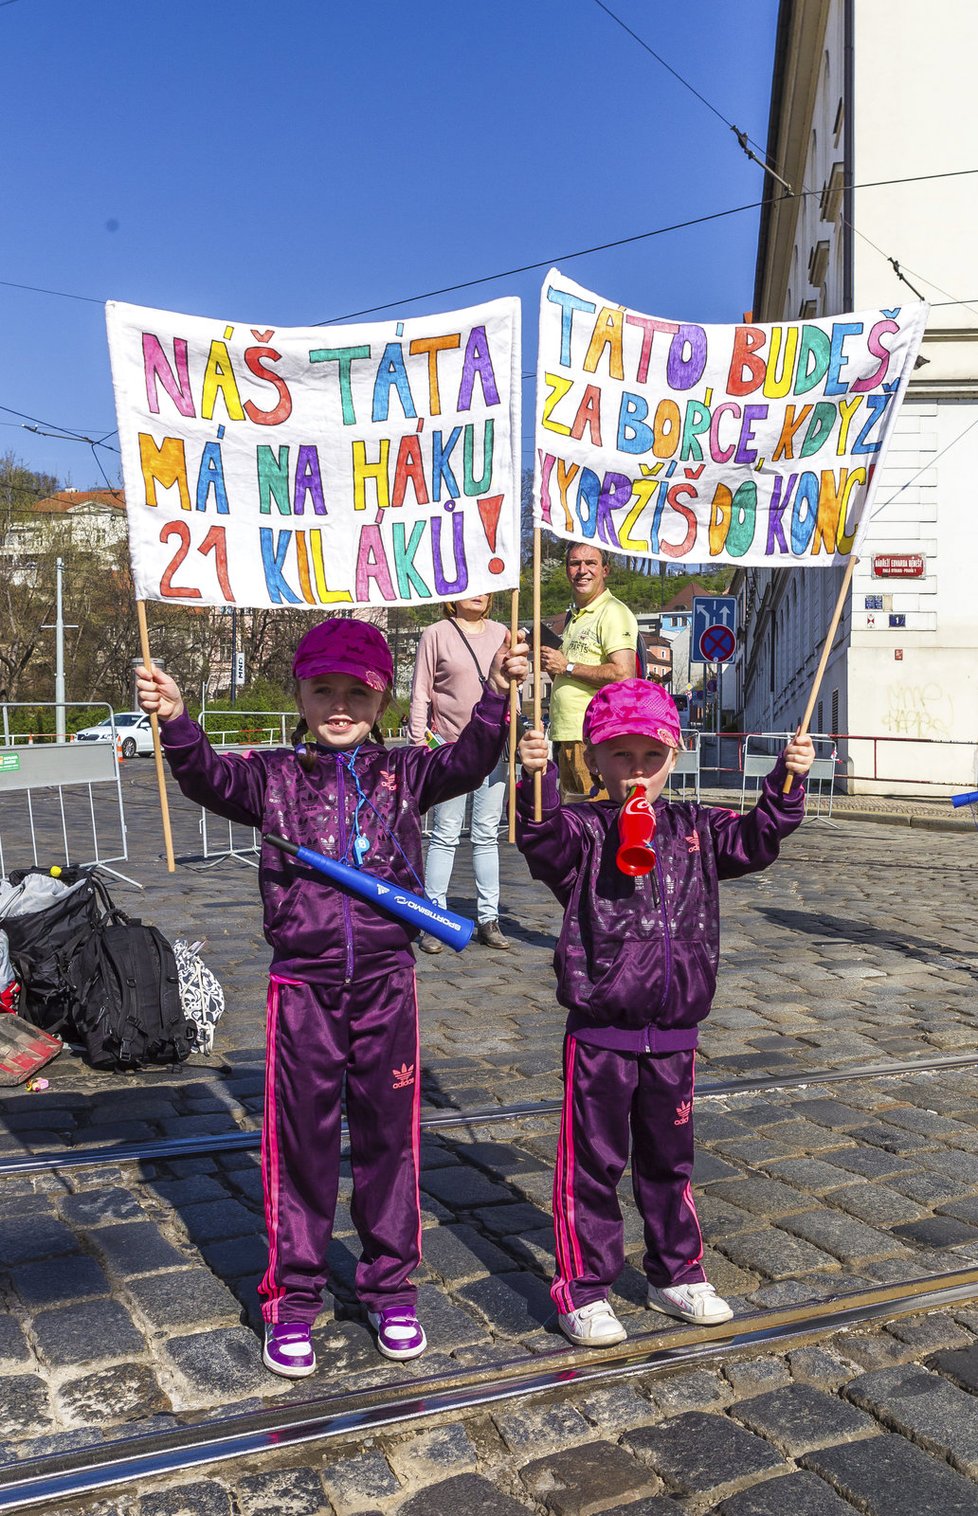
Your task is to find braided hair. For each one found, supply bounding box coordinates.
[291,716,319,773]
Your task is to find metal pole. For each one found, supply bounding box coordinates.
[55,557,66,743]
[230,606,237,707]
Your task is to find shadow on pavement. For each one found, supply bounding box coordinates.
[759,906,978,974]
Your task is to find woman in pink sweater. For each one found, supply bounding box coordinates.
[409,596,509,952]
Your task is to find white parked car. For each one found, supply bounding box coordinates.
[74,712,154,759]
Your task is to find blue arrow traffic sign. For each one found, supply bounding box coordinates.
[692,596,737,662]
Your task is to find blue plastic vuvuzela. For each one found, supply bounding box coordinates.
[263,834,474,951]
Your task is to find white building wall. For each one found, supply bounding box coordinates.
[739,0,978,795]
[845,398,978,793]
[852,2,978,339]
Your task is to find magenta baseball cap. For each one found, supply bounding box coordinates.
[292,618,394,692]
[583,679,682,750]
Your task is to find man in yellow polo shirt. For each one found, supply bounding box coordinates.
[541,544,638,798]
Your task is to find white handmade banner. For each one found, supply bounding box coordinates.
[106,297,521,608]
[534,268,927,567]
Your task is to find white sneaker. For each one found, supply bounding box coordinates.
[647,1281,734,1325]
[557,1299,627,1347]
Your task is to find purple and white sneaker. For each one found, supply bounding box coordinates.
[367,1307,427,1360]
[262,1322,316,1378]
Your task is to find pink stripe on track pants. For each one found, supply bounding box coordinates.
[260,965,422,1325]
[551,1035,704,1314]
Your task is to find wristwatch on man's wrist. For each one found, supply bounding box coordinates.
[565,662,576,676]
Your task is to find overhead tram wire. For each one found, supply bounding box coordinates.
[572,10,978,582]
[589,0,793,191]
[0,170,974,327]
[0,403,122,495]
[869,413,978,523]
[589,0,978,322]
[315,172,978,324]
[316,199,775,322]
[0,402,119,451]
[0,277,103,304]
[2,175,977,464]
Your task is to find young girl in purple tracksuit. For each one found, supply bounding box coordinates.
[137,617,527,1379]
[517,680,814,1348]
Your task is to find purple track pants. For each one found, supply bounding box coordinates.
[259,966,422,1324]
[552,1034,706,1313]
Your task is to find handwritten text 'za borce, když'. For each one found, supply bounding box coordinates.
[537,287,909,561]
[133,324,509,606]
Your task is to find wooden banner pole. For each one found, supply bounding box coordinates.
[507,587,519,845]
[135,600,176,872]
[783,555,858,795]
[532,528,542,822]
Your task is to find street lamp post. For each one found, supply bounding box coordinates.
[55,557,65,742]
[230,606,237,706]
[41,558,77,743]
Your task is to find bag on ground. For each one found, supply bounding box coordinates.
[172,938,225,1055]
[67,915,191,1070]
[0,867,110,1034]
[2,866,194,1069]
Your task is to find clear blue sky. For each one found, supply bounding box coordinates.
[1,0,778,490]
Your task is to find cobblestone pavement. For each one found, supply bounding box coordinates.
[1,762,978,1513]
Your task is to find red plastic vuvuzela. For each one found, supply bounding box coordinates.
[616,785,657,876]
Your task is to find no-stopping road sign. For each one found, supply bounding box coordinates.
[699,623,735,663]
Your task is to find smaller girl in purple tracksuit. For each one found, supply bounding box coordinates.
[517,680,813,1348]
[137,618,527,1379]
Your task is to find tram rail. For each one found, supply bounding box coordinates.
[2,1049,977,1177]
[2,1266,977,1512]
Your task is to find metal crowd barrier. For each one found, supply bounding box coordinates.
[0,703,139,884]
[741,731,838,822]
[194,713,291,868]
[668,729,701,800]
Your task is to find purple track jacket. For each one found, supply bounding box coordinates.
[516,758,805,1052]
[161,687,509,986]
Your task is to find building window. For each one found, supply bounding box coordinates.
[820,162,845,222]
[831,687,839,735]
[798,299,818,319]
[817,698,823,734]
[833,96,845,144]
[809,241,830,288]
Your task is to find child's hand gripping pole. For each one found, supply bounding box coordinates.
[264,834,475,951]
[616,785,657,877]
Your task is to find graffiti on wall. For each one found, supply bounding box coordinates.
[881,683,953,741]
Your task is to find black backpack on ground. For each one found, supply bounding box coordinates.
[66,914,190,1071]
[4,866,191,1070]
[1,867,111,1036]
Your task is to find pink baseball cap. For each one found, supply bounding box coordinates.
[292,618,394,692]
[583,679,682,750]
